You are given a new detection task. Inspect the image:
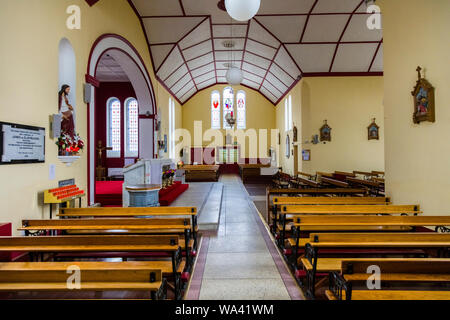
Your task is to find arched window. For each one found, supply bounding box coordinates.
[125,98,139,158]
[211,90,221,129]
[236,90,246,129]
[107,97,121,158]
[223,87,234,129]
[285,95,292,132]
[169,98,176,158]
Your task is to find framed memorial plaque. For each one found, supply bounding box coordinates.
[0,122,45,165]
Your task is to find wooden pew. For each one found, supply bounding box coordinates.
[302,233,450,298]
[270,197,391,235]
[183,165,219,182]
[238,163,270,184]
[297,172,316,180]
[266,188,370,229]
[287,215,450,266]
[0,235,184,299]
[347,177,383,196]
[321,177,349,188]
[57,206,198,250]
[327,259,450,300]
[20,218,195,268]
[278,205,421,245]
[0,261,166,300]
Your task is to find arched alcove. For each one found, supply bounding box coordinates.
[58,38,77,126]
[86,34,156,204]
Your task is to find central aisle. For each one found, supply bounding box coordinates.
[187,174,303,300]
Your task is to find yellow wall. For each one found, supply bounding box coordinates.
[380,0,450,214]
[275,81,303,175]
[0,0,180,234]
[276,77,385,175]
[182,85,276,159]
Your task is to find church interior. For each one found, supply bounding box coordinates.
[0,0,449,303]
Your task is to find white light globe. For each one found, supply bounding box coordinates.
[225,0,261,22]
[226,67,243,85]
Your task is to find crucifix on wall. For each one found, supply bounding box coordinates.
[96,140,112,181]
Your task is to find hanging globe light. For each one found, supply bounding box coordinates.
[226,67,243,85]
[225,0,261,22]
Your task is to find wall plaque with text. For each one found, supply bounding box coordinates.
[0,122,45,165]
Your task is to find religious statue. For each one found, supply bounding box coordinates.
[320,120,332,142]
[58,84,75,137]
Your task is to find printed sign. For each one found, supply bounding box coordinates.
[1,122,45,164]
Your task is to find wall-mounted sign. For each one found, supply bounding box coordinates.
[0,122,45,165]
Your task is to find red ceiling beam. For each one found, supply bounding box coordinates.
[85,0,100,6]
[179,0,186,16]
[328,0,365,72]
[299,0,319,43]
[258,45,281,91]
[368,39,383,72]
[208,17,219,84]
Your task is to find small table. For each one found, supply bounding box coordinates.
[125,184,161,207]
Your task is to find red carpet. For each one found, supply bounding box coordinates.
[159,181,189,206]
[95,181,123,207]
[95,180,188,207]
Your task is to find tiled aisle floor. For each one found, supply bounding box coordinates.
[187,174,303,300]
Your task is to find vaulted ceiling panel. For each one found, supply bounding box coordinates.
[255,16,307,43]
[302,15,349,43]
[259,0,315,14]
[130,0,383,104]
[183,40,213,61]
[191,62,215,77]
[132,0,183,16]
[195,71,216,85]
[245,39,277,60]
[171,73,192,93]
[341,14,383,42]
[143,17,204,44]
[165,65,189,88]
[312,0,363,13]
[215,51,244,62]
[156,46,183,80]
[212,24,248,38]
[243,52,271,69]
[187,52,214,70]
[197,78,216,90]
[286,44,336,73]
[179,19,211,49]
[332,43,379,72]
[248,20,280,48]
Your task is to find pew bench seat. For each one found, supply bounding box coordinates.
[326,290,450,301]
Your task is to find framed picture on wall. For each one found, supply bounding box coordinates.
[412,66,435,124]
[302,149,311,161]
[367,118,380,140]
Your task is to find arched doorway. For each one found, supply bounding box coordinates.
[86,34,156,204]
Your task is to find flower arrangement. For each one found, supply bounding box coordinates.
[177,161,184,169]
[56,133,85,156]
[162,169,177,188]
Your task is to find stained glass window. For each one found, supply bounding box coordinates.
[125,98,139,158]
[236,90,246,129]
[107,98,121,158]
[211,91,221,129]
[223,87,234,129]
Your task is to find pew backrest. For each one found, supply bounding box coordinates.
[58,206,197,217]
[273,197,390,205]
[281,204,421,215]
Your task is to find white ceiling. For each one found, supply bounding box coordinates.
[130,0,383,104]
[96,54,130,82]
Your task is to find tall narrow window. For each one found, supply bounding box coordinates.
[223,87,234,129]
[169,98,176,159]
[285,95,293,131]
[125,98,139,158]
[236,90,246,129]
[211,91,221,129]
[107,98,121,158]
